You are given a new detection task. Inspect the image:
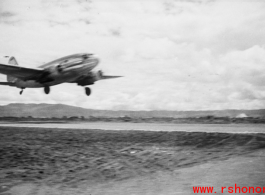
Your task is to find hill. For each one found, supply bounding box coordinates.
[0,103,265,118]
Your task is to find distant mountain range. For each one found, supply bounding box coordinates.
[0,103,265,118]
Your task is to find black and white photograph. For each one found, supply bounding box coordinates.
[0,0,265,194]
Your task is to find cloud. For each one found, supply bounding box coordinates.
[0,0,265,111]
[0,11,15,17]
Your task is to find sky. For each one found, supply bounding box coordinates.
[0,0,265,111]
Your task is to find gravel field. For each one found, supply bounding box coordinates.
[1,126,265,195]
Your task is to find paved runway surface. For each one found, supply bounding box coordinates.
[0,122,264,133]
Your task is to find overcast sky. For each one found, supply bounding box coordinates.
[0,0,265,111]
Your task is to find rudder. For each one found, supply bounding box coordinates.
[7,56,19,82]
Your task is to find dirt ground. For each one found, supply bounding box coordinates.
[1,127,265,195]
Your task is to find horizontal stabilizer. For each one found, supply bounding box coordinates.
[0,82,16,86]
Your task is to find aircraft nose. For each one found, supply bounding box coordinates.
[83,55,99,71]
[90,55,100,66]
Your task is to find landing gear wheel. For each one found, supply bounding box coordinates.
[44,86,50,94]
[19,88,25,95]
[85,87,91,96]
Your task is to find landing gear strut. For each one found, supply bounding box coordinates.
[19,88,25,95]
[44,86,50,94]
[85,87,91,96]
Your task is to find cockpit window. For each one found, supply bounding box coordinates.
[39,54,91,68]
[58,57,84,68]
[82,54,92,59]
[64,57,83,63]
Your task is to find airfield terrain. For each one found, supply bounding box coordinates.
[1,126,265,195]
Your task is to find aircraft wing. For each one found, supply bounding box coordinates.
[0,63,43,80]
[100,75,122,79]
[97,70,122,80]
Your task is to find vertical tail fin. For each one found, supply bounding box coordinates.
[7,56,19,82]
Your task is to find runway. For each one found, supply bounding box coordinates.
[0,122,264,133]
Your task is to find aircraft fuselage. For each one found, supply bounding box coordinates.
[15,53,99,88]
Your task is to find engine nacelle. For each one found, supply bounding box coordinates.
[37,65,64,83]
[76,72,97,86]
[75,70,120,86]
[95,70,104,80]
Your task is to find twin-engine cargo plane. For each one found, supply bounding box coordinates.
[0,53,121,96]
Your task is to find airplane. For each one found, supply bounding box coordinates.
[0,53,121,96]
